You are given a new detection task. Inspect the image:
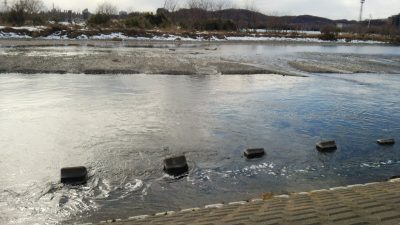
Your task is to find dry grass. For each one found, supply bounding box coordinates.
[262,192,275,200]
[0,24,398,44]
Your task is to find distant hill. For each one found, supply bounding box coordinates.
[164,8,359,30]
[284,15,334,25]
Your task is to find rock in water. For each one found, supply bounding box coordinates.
[163,155,189,176]
[244,148,265,159]
[61,166,88,185]
[377,139,395,145]
[316,141,337,152]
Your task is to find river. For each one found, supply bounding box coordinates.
[0,43,400,224]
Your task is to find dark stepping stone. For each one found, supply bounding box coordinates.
[163,155,189,176]
[390,175,400,180]
[61,166,88,185]
[244,148,265,159]
[377,139,395,145]
[316,141,337,152]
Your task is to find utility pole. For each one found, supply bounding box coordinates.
[368,14,372,28]
[359,0,366,22]
[2,0,7,11]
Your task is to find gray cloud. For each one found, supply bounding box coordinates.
[44,0,399,20]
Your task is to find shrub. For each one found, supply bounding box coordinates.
[320,32,337,41]
[88,13,111,25]
[7,7,26,25]
[193,19,237,31]
[124,13,170,29]
[124,16,152,29]
[31,14,46,25]
[144,13,169,27]
[390,36,400,45]
[319,25,339,41]
[223,20,237,31]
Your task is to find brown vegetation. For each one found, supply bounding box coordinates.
[0,0,399,44]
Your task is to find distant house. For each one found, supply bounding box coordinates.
[388,14,400,28]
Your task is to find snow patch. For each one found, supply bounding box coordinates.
[0,26,46,31]
[41,31,68,40]
[224,36,384,44]
[243,29,322,35]
[0,30,387,44]
[90,32,129,40]
[0,31,32,39]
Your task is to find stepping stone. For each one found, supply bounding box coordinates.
[316,140,337,152]
[377,139,395,145]
[244,148,265,159]
[390,176,400,180]
[61,166,88,185]
[163,155,189,176]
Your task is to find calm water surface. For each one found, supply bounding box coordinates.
[0,44,400,224]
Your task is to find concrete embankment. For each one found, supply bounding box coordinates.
[96,179,400,225]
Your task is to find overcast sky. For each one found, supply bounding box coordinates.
[43,0,399,20]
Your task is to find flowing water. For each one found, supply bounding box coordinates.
[0,44,400,224]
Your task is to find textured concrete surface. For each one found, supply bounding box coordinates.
[96,179,400,225]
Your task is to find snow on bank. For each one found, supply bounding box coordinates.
[77,32,385,44]
[0,31,32,39]
[223,36,384,44]
[86,32,203,41]
[83,33,385,44]
[0,26,46,31]
[40,31,69,40]
[242,29,322,35]
[0,30,386,44]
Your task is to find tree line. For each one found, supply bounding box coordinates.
[0,0,257,30]
[0,0,399,39]
[87,0,243,30]
[0,0,46,25]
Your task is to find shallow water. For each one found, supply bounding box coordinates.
[0,44,400,224]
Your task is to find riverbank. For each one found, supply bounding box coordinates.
[0,39,400,75]
[0,25,396,44]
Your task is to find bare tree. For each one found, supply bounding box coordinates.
[266,11,286,30]
[212,0,232,20]
[25,0,44,13]
[202,0,213,11]
[10,0,45,14]
[213,0,231,11]
[244,0,256,12]
[186,0,212,11]
[6,0,45,25]
[1,0,9,12]
[186,0,195,8]
[244,0,258,29]
[186,0,197,9]
[185,0,213,24]
[96,1,117,15]
[164,0,179,12]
